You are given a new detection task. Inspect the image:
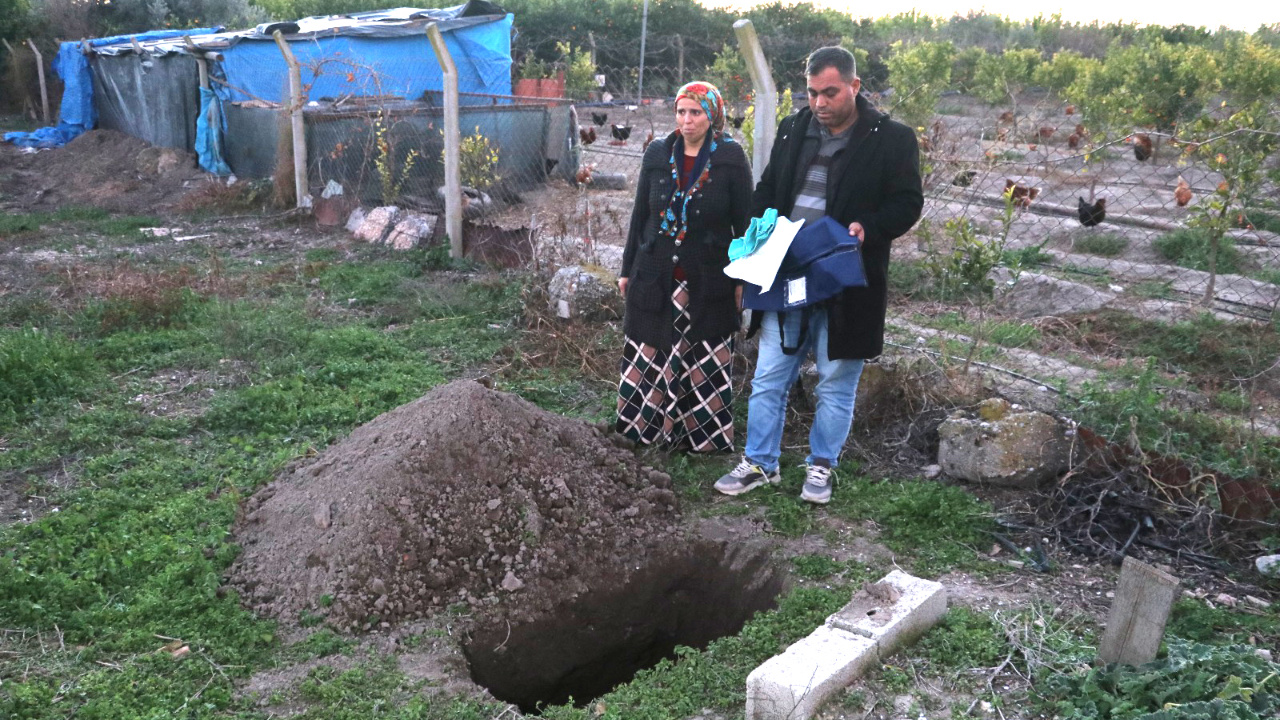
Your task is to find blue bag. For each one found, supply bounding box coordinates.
[741,215,867,355]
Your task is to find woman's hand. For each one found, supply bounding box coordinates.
[735,284,743,310]
[618,277,628,297]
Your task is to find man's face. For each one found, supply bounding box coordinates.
[807,66,860,134]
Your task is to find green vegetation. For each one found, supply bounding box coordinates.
[1075,232,1130,257]
[1154,228,1243,274]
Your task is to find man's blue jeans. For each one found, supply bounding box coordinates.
[743,308,864,472]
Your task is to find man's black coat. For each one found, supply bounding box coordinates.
[751,95,923,360]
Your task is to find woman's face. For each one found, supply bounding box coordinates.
[675,96,711,140]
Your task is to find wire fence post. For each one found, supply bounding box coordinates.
[427,22,463,259]
[272,30,310,210]
[25,39,49,124]
[675,34,684,86]
[637,0,650,102]
[733,19,776,184]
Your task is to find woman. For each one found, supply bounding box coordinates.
[616,81,752,452]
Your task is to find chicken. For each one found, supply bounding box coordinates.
[579,125,596,145]
[1077,197,1106,226]
[1074,123,1087,137]
[952,169,978,187]
[998,110,1014,124]
[1132,133,1153,162]
[590,111,608,127]
[641,129,655,152]
[575,164,594,186]
[1005,179,1040,209]
[727,114,745,129]
[1065,104,1075,115]
[1038,125,1055,140]
[1067,133,1081,149]
[1174,177,1192,207]
[611,124,631,142]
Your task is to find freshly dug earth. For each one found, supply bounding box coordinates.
[231,379,682,630]
[0,129,208,213]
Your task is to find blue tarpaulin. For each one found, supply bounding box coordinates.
[196,87,232,175]
[3,28,220,149]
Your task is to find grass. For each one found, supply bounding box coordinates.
[1073,232,1130,257]
[0,207,164,241]
[1153,227,1243,274]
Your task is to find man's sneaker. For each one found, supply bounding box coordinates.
[800,462,833,504]
[715,458,781,496]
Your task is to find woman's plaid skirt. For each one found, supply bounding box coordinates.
[616,279,735,452]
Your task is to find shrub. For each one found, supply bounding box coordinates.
[1153,228,1242,274]
[1075,232,1130,257]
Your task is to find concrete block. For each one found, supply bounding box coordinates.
[746,625,877,720]
[745,571,948,720]
[826,570,948,659]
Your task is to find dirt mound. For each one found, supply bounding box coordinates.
[230,379,682,630]
[0,129,208,213]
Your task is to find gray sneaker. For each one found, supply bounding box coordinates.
[715,458,781,496]
[800,462,833,504]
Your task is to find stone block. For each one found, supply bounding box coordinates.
[345,207,366,234]
[826,570,948,659]
[385,213,438,250]
[1000,271,1115,319]
[746,625,877,720]
[354,206,400,243]
[745,571,948,720]
[547,265,622,320]
[938,404,1069,488]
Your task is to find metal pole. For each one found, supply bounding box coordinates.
[733,19,776,184]
[272,30,310,209]
[637,0,649,103]
[26,39,49,124]
[427,22,463,259]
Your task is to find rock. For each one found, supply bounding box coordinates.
[437,186,494,219]
[501,571,524,592]
[937,404,1069,488]
[385,213,437,250]
[354,206,401,243]
[1256,554,1280,577]
[534,234,624,274]
[313,503,332,529]
[589,172,628,191]
[999,271,1116,318]
[977,397,1012,421]
[345,207,366,234]
[547,265,622,321]
[922,464,942,479]
[314,194,355,227]
[135,146,194,176]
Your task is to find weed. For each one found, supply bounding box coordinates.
[1074,232,1130,257]
[0,327,102,428]
[791,554,844,579]
[1153,227,1242,274]
[291,628,353,659]
[1166,597,1280,646]
[987,320,1040,348]
[919,607,1008,669]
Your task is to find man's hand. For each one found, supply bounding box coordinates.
[735,284,743,311]
[618,277,628,297]
[848,221,865,242]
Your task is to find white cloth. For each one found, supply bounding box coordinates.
[722,215,805,292]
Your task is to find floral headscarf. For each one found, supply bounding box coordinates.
[657,81,734,244]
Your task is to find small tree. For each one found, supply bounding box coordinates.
[556,41,596,100]
[885,40,954,131]
[704,43,751,109]
[972,48,1041,134]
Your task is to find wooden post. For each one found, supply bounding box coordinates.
[733,19,776,184]
[1098,557,1180,666]
[675,34,684,86]
[272,30,310,209]
[427,22,462,259]
[26,39,50,124]
[1,38,15,54]
[587,31,596,67]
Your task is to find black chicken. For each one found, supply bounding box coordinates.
[611,124,632,142]
[952,169,978,187]
[591,111,608,126]
[1078,197,1107,227]
[728,114,745,129]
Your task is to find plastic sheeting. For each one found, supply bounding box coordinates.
[3,28,220,149]
[196,87,232,175]
[92,53,201,151]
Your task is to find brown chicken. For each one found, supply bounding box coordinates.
[1074,123,1087,137]
[1067,133,1081,149]
[1132,133,1153,161]
[1174,177,1192,207]
[1005,179,1040,209]
[1065,104,1075,115]
[575,164,594,185]
[998,110,1015,124]
[1038,125,1055,140]
[579,125,596,145]
[641,129,655,152]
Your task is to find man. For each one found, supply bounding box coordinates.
[715,46,923,504]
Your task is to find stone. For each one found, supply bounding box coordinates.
[437,186,494,219]
[345,207,366,234]
[354,206,401,244]
[385,213,437,250]
[501,572,524,592]
[1000,271,1116,319]
[589,171,628,191]
[1256,554,1280,577]
[922,464,942,479]
[547,265,622,321]
[314,194,355,227]
[937,404,1069,487]
[135,146,194,176]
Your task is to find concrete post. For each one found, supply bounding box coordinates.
[26,39,49,124]
[272,30,310,209]
[733,19,776,184]
[427,23,463,259]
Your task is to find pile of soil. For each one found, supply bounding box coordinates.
[0,129,208,213]
[230,379,682,630]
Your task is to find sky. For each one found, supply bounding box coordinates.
[696,0,1279,33]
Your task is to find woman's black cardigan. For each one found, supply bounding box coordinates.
[619,132,753,351]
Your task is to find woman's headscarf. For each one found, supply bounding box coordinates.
[656,80,734,245]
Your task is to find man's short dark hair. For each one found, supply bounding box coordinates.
[806,46,857,82]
